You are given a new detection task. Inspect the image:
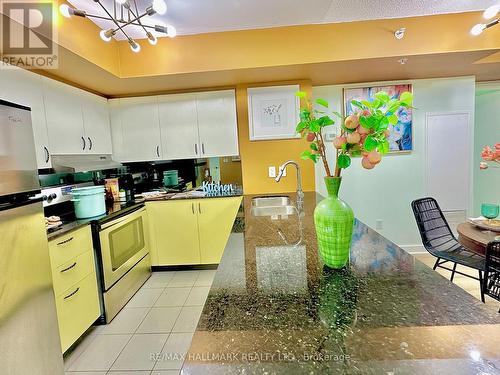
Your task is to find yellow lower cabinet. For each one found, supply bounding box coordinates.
[49,226,93,268]
[55,272,100,353]
[52,250,95,297]
[196,197,242,264]
[147,200,201,266]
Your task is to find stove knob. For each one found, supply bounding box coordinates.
[47,193,57,203]
[41,195,48,201]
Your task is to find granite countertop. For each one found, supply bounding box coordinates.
[140,189,243,202]
[46,190,243,240]
[183,192,500,374]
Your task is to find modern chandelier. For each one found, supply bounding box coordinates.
[470,3,499,36]
[59,0,176,53]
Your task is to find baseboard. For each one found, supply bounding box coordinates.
[400,244,426,254]
[152,264,218,271]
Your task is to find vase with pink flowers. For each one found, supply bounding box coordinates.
[296,90,413,268]
[480,143,500,170]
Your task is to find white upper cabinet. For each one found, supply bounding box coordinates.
[109,90,239,163]
[196,90,239,158]
[114,97,162,162]
[158,93,199,160]
[42,77,86,155]
[43,77,113,156]
[81,92,112,154]
[0,67,51,169]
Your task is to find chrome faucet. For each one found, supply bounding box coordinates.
[275,160,304,209]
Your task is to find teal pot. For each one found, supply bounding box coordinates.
[163,170,179,187]
[314,177,354,269]
[71,186,106,219]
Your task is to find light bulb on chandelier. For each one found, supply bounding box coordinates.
[166,25,176,38]
[146,32,158,45]
[129,39,141,53]
[152,0,167,15]
[100,29,115,42]
[484,4,500,19]
[59,4,72,18]
[470,23,486,35]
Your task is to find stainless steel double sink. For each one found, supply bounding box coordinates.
[250,196,297,218]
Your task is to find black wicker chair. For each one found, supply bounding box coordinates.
[411,197,485,302]
[484,241,500,312]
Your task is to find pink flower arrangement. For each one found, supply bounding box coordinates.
[480,143,500,169]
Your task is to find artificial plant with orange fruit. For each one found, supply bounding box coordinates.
[296,90,413,176]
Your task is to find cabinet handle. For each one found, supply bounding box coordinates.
[57,236,74,246]
[88,137,92,150]
[198,202,202,214]
[60,262,77,273]
[194,143,198,155]
[44,146,50,163]
[191,203,195,214]
[201,142,205,154]
[81,136,86,150]
[156,145,160,157]
[63,287,80,300]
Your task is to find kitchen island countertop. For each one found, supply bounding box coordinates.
[182,192,500,374]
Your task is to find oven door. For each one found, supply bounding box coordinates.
[99,207,149,290]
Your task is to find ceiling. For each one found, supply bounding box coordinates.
[40,46,500,97]
[67,0,499,40]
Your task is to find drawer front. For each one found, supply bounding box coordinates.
[56,272,100,353]
[49,226,93,268]
[52,250,96,297]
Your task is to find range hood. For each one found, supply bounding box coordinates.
[51,154,122,173]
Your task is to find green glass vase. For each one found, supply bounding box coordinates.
[314,177,354,269]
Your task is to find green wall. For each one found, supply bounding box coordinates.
[313,76,476,252]
[474,86,500,215]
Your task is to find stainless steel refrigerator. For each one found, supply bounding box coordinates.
[0,99,64,374]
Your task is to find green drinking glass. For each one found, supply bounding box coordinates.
[481,203,499,225]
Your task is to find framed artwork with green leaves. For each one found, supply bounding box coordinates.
[343,84,413,153]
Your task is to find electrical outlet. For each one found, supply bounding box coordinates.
[278,165,287,177]
[268,166,276,178]
[376,219,383,230]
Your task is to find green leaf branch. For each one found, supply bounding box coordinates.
[295,90,413,177]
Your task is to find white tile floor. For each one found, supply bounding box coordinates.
[64,269,217,375]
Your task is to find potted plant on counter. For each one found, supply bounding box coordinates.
[296,90,413,269]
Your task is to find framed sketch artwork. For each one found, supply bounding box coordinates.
[248,85,300,141]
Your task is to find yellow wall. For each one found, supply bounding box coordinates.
[237,81,315,194]
[219,157,243,186]
[24,8,500,83]
[89,11,500,79]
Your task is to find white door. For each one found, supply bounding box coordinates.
[196,90,239,158]
[0,68,51,169]
[158,93,199,160]
[42,77,86,154]
[426,111,471,214]
[119,96,162,162]
[81,92,112,154]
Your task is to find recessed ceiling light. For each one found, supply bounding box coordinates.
[394,27,406,40]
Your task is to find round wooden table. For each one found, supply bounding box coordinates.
[457,222,500,256]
